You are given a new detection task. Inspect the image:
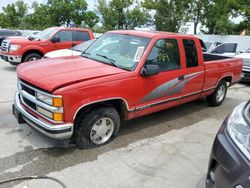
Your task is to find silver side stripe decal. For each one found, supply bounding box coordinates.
[141,71,203,103]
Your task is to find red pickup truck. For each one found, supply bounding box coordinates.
[0,27,94,65]
[13,30,242,149]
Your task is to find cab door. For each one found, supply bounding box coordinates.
[179,38,205,104]
[134,37,186,117]
[53,30,73,50]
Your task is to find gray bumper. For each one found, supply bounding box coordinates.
[1,54,22,64]
[13,92,73,140]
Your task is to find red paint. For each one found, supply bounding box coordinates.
[16,30,243,124]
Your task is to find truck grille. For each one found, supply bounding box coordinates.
[17,79,63,124]
[1,40,9,52]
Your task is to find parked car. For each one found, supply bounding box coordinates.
[210,42,238,57]
[206,101,250,188]
[18,30,40,39]
[44,39,96,58]
[235,48,250,82]
[13,30,242,149]
[204,41,222,52]
[0,29,21,47]
[0,27,94,65]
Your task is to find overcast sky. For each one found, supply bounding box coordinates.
[0,0,96,10]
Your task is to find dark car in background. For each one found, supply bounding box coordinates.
[0,29,21,45]
[206,101,250,188]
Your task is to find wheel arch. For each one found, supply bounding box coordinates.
[73,98,131,122]
[22,49,44,62]
[216,75,232,87]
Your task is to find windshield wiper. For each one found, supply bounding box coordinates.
[96,53,119,68]
[81,51,91,58]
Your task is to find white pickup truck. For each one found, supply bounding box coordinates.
[236,48,250,81]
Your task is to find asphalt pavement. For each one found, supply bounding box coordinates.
[0,59,249,188]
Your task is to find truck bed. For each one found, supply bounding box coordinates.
[202,53,242,92]
[203,53,232,62]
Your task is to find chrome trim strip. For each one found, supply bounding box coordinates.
[73,97,133,120]
[202,87,216,92]
[135,96,182,111]
[19,80,62,98]
[19,89,63,113]
[19,95,64,124]
[14,92,73,140]
[182,91,202,98]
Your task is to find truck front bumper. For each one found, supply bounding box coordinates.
[13,92,73,140]
[241,70,250,82]
[0,53,22,65]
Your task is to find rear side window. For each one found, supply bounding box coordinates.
[74,31,90,41]
[146,38,180,71]
[183,39,198,67]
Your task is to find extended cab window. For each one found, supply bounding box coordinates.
[183,39,198,67]
[54,30,73,42]
[74,31,90,41]
[146,39,180,71]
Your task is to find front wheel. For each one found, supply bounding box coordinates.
[23,53,42,62]
[207,80,227,106]
[74,107,120,149]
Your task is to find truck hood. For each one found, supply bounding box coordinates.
[17,56,127,92]
[6,37,44,44]
[235,53,250,59]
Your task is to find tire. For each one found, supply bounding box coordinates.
[74,107,120,149]
[207,80,227,106]
[23,53,42,62]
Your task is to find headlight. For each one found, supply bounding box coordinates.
[36,92,63,107]
[9,44,21,52]
[36,92,53,105]
[227,102,250,160]
[37,106,53,119]
[36,106,63,121]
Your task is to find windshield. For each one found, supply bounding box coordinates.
[72,39,95,52]
[83,33,150,71]
[246,48,250,53]
[38,28,57,40]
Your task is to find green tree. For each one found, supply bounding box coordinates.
[97,0,149,30]
[24,2,55,30]
[229,0,250,34]
[203,0,234,34]
[0,0,28,29]
[82,11,100,28]
[47,0,98,28]
[143,0,189,32]
[186,0,209,34]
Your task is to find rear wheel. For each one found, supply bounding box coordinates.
[74,107,120,149]
[207,80,227,106]
[23,53,42,62]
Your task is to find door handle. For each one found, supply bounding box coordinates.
[178,75,185,80]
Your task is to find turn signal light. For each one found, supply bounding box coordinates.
[53,113,63,121]
[53,97,63,107]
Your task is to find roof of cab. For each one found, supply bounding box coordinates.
[107,30,185,38]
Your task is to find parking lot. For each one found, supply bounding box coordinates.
[0,59,249,188]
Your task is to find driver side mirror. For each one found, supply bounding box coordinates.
[51,37,60,43]
[141,64,160,77]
